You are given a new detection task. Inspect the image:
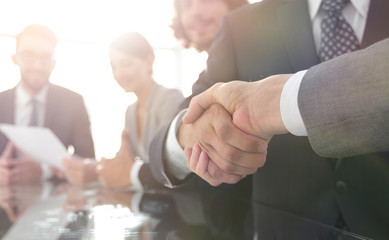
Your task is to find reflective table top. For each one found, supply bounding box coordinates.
[0,181,381,240]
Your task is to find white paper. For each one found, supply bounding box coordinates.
[0,124,69,170]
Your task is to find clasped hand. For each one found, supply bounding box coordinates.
[181,75,291,186]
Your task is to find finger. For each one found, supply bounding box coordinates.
[0,168,12,186]
[3,203,18,222]
[98,158,111,175]
[62,158,72,170]
[62,158,68,166]
[195,150,209,176]
[189,144,202,172]
[1,160,15,168]
[195,151,242,186]
[100,157,110,166]
[16,147,31,161]
[184,147,193,168]
[204,142,261,176]
[207,159,243,185]
[186,146,222,186]
[190,150,222,186]
[182,84,218,124]
[121,129,130,142]
[118,129,131,153]
[1,141,16,159]
[210,138,266,170]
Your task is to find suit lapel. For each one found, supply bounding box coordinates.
[44,84,57,127]
[0,88,16,124]
[361,0,389,48]
[276,0,319,72]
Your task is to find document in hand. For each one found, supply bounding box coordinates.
[0,124,69,170]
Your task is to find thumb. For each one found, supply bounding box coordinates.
[182,84,218,124]
[1,141,16,159]
[121,129,130,144]
[118,129,132,155]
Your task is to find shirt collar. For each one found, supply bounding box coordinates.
[16,83,49,107]
[352,0,370,19]
[308,0,322,21]
[308,0,371,20]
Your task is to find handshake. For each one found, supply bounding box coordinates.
[180,74,291,186]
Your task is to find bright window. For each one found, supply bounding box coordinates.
[0,0,259,158]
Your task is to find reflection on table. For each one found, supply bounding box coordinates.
[0,181,376,240]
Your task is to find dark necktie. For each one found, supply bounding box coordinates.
[29,98,39,127]
[318,0,360,62]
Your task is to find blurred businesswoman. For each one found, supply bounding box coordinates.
[62,32,184,188]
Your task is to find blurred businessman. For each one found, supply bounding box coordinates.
[0,24,95,185]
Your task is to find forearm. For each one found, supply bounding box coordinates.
[299,39,389,157]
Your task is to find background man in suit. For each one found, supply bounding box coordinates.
[148,0,389,238]
[0,24,95,185]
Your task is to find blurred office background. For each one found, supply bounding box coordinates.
[0,0,260,159]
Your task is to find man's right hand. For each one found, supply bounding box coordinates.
[183,75,291,140]
[0,141,42,185]
[178,104,268,186]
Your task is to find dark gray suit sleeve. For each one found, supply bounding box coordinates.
[298,38,389,158]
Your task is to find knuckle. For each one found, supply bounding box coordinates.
[209,103,223,114]
[248,167,259,175]
[229,176,241,184]
[212,182,221,187]
[215,123,230,139]
[246,138,262,151]
[219,162,236,174]
[208,164,222,178]
[214,82,223,89]
[223,147,238,162]
[209,179,221,187]
[257,156,266,168]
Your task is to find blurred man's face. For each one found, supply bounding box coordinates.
[179,0,229,51]
[13,34,56,94]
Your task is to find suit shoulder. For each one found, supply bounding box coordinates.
[226,0,280,20]
[49,84,84,100]
[153,84,183,98]
[0,88,14,99]
[0,88,15,108]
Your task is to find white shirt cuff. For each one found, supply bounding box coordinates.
[40,181,54,199]
[130,157,144,190]
[280,70,308,136]
[165,110,191,180]
[40,163,53,181]
[130,192,143,215]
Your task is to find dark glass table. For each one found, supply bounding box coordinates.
[0,181,378,240]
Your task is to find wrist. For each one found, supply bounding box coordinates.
[255,75,290,138]
[177,122,189,149]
